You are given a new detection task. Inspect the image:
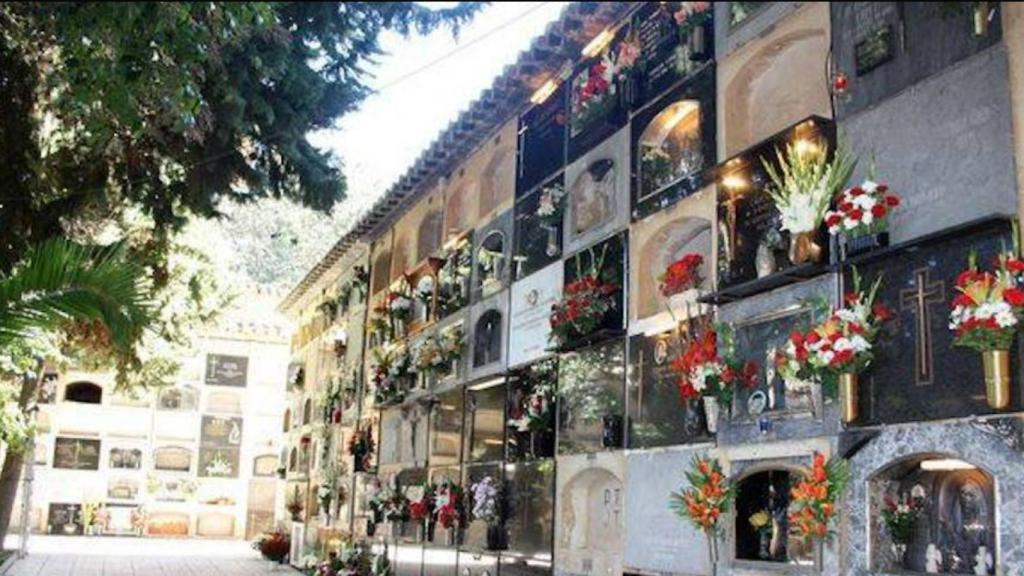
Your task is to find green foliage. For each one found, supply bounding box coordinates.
[0,2,483,270]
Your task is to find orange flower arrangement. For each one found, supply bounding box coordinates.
[788,452,850,542]
[670,456,735,534]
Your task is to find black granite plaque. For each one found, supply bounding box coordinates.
[630,2,712,110]
[53,437,100,470]
[562,232,627,337]
[518,83,567,196]
[504,460,554,559]
[731,307,817,416]
[832,2,1003,118]
[204,354,248,387]
[198,415,243,478]
[558,338,626,455]
[715,117,835,293]
[627,331,710,448]
[567,28,631,162]
[507,359,557,461]
[513,175,565,281]
[630,67,715,220]
[850,218,1021,425]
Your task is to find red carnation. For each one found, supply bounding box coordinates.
[849,186,864,196]
[885,194,900,207]
[871,204,887,218]
[1005,287,1024,307]
[848,208,864,221]
[826,214,842,227]
[872,304,894,322]
[1005,258,1024,273]
[409,500,431,521]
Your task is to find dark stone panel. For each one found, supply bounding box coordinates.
[517,83,567,196]
[832,2,1003,118]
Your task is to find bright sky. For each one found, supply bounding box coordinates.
[309,2,568,216]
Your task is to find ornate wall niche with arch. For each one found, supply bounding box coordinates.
[629,188,715,333]
[288,447,298,472]
[717,2,831,158]
[847,421,1024,573]
[158,386,198,411]
[64,381,103,404]
[729,462,816,568]
[630,68,716,220]
[205,390,242,415]
[470,209,513,302]
[282,409,291,432]
[153,446,193,473]
[467,293,509,382]
[563,127,631,255]
[370,232,394,298]
[302,397,313,426]
[554,452,626,576]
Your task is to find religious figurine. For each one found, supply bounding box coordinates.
[926,544,942,573]
[755,238,776,278]
[973,546,993,575]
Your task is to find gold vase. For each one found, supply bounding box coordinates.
[839,372,858,423]
[982,349,1010,409]
[789,231,823,265]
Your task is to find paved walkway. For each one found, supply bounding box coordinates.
[2,536,296,576]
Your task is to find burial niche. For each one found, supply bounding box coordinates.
[636,216,711,320]
[637,100,703,202]
[570,158,617,239]
[153,446,192,473]
[558,467,624,574]
[109,448,142,470]
[476,231,506,298]
[418,208,444,262]
[473,310,503,369]
[869,455,995,575]
[158,386,197,411]
[64,381,102,404]
[733,468,814,566]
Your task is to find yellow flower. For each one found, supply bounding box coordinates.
[749,509,771,529]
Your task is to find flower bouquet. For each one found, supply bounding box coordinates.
[569,37,636,137]
[348,423,375,473]
[411,325,463,379]
[386,290,414,331]
[370,343,411,406]
[763,141,855,265]
[749,509,774,560]
[826,177,900,258]
[549,245,619,350]
[660,253,705,305]
[470,476,506,550]
[789,452,850,543]
[508,379,555,434]
[674,2,713,60]
[670,456,735,573]
[254,530,290,563]
[881,493,924,568]
[671,322,758,433]
[949,251,1024,408]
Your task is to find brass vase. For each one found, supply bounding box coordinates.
[789,231,823,265]
[839,372,859,424]
[982,349,1010,409]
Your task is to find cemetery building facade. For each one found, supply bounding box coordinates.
[279,2,1024,575]
[12,288,292,541]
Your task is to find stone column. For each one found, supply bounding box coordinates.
[1004,3,1024,222]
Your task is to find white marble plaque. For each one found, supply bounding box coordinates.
[509,262,564,367]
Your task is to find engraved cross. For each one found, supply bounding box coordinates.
[899,268,945,385]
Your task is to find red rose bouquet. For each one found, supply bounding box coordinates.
[671,323,758,405]
[659,253,704,298]
[549,245,618,348]
[789,452,850,542]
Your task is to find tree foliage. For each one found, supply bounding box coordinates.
[0,2,483,270]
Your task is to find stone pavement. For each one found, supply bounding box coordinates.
[2,535,297,576]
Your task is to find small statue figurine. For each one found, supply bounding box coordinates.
[974,546,993,575]
[926,544,943,573]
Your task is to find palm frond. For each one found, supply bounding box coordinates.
[0,238,155,353]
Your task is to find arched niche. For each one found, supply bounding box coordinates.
[283,409,291,433]
[153,446,192,472]
[475,230,506,296]
[206,391,241,414]
[569,158,618,239]
[417,208,444,262]
[288,447,298,472]
[64,381,102,404]
[636,216,712,320]
[638,100,704,197]
[371,247,392,296]
[558,468,624,570]
[390,235,411,281]
[723,29,829,156]
[109,447,142,470]
[445,184,475,240]
[473,310,503,368]
[158,386,197,411]
[479,143,514,219]
[867,454,996,574]
[732,465,814,566]
[302,398,313,425]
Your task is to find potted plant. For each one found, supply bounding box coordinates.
[671,322,757,433]
[470,476,506,551]
[826,176,901,259]
[670,456,735,576]
[253,530,290,564]
[780,271,893,423]
[950,251,1024,409]
[881,493,925,569]
[763,141,855,265]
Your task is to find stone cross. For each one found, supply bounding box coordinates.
[900,267,945,385]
